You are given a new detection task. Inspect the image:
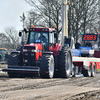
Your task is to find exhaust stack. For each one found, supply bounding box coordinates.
[61,0,68,45]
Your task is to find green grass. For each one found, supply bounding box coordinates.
[97,69,100,71]
[0,61,6,63]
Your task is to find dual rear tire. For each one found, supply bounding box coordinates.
[82,63,96,77]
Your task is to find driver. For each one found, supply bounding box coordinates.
[38,33,47,43]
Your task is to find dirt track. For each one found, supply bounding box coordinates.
[0,65,100,100]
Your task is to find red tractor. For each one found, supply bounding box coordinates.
[3,0,73,78]
[4,27,72,78]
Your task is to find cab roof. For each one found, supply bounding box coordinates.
[29,27,55,32]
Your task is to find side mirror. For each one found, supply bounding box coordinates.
[24,28,27,33]
[19,32,22,37]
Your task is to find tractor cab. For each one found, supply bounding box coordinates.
[19,27,59,66]
[27,27,57,51]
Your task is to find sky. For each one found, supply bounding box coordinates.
[0,0,33,33]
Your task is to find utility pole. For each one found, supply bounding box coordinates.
[84,1,86,35]
[61,0,68,46]
[99,0,100,32]
[98,0,100,48]
[83,1,87,46]
[20,13,25,45]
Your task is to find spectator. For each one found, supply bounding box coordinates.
[75,40,81,49]
[85,41,92,47]
[93,41,98,50]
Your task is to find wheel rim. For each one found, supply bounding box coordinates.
[88,68,91,76]
[92,64,96,75]
[49,58,54,78]
[66,53,71,75]
[92,68,95,74]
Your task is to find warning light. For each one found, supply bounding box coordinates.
[80,32,83,35]
[32,25,34,28]
[68,1,70,5]
[54,26,57,28]
[96,30,98,33]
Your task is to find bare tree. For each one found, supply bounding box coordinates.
[68,0,99,42]
[25,0,62,33]
[1,27,21,50]
[25,10,42,29]
[0,33,8,48]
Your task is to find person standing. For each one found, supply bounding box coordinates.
[85,41,92,47]
[75,40,81,49]
[93,41,98,50]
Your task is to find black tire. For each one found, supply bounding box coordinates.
[53,56,59,78]
[91,63,96,77]
[82,69,91,77]
[71,64,75,77]
[40,54,54,78]
[8,53,19,78]
[8,53,19,65]
[82,64,92,77]
[59,47,72,78]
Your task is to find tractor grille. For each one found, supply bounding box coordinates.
[24,52,35,60]
[23,46,36,60]
[24,46,35,49]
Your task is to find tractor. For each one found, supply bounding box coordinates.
[3,0,73,78]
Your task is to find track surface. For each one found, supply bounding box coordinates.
[0,65,100,100]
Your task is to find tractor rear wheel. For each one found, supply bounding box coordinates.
[40,54,54,78]
[59,47,72,78]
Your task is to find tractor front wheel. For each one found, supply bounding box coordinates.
[40,54,54,78]
[8,53,19,78]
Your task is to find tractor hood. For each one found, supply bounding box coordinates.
[23,43,43,51]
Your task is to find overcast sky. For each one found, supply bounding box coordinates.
[0,0,33,33]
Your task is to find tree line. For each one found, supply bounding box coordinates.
[0,27,20,50]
